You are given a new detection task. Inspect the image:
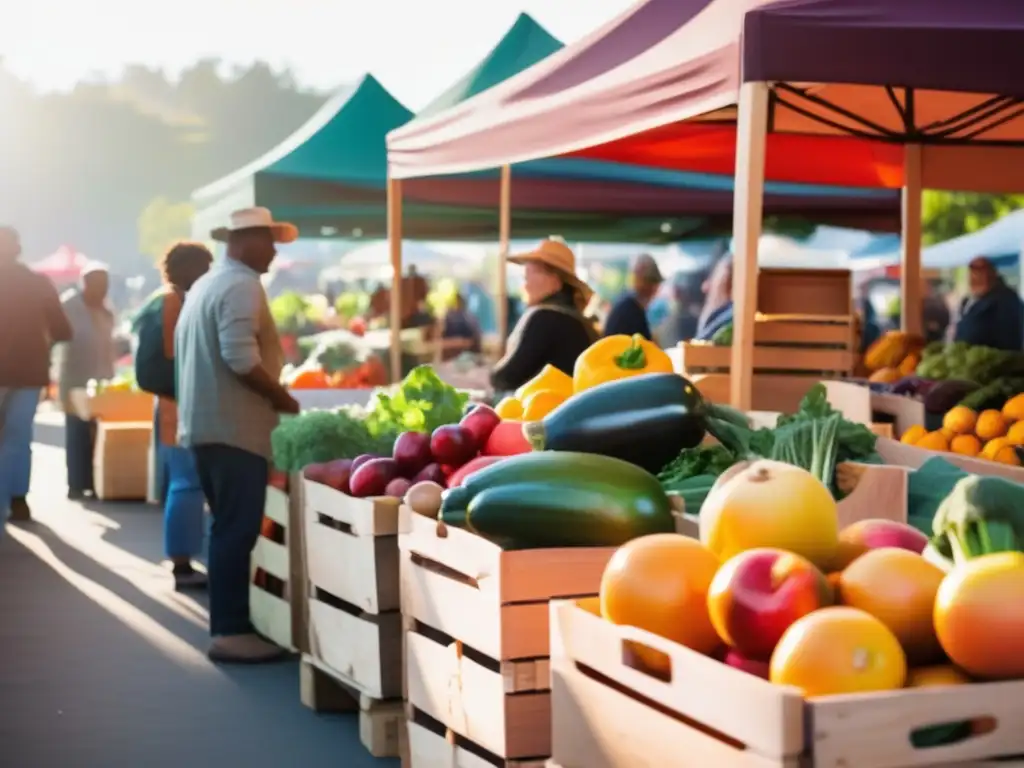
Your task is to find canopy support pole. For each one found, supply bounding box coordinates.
[387,176,403,383]
[497,164,512,354]
[900,144,923,336]
[729,81,770,411]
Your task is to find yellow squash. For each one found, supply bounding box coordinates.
[573,334,675,393]
[515,364,574,402]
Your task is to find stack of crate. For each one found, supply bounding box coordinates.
[299,478,405,759]
[399,508,615,766]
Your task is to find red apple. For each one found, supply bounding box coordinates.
[707,548,832,662]
[834,519,930,570]
[723,648,770,680]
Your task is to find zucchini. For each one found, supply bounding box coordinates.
[439,451,674,549]
[523,373,707,474]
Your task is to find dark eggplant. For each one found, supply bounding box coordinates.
[922,379,980,414]
[522,373,707,474]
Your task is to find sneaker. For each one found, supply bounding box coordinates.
[8,497,30,522]
[207,633,287,664]
[173,569,208,592]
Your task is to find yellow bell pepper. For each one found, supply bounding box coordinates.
[515,364,575,402]
[573,334,674,392]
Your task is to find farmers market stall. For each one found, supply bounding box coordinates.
[254,329,1024,764]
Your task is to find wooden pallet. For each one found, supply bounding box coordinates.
[302,478,404,757]
[406,706,548,768]
[250,475,308,651]
[300,654,405,759]
[399,508,615,765]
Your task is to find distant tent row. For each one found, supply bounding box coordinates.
[191,13,900,245]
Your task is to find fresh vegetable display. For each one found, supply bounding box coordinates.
[283,330,388,390]
[658,383,878,511]
[439,451,676,549]
[916,341,1024,385]
[572,333,675,393]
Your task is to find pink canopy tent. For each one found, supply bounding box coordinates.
[31,246,90,282]
[388,0,1024,407]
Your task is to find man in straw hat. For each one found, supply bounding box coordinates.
[491,238,598,392]
[175,207,300,663]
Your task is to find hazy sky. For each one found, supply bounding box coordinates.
[2,0,636,108]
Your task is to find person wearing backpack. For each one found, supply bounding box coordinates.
[134,242,212,590]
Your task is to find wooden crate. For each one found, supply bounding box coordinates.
[70,388,155,422]
[406,706,547,768]
[249,475,308,652]
[300,654,407,759]
[93,421,152,501]
[400,507,615,764]
[549,600,1024,768]
[302,478,404,757]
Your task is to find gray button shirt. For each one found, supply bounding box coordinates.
[175,258,284,460]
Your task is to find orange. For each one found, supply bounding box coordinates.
[837,548,945,665]
[942,406,977,436]
[1002,393,1024,423]
[521,389,567,421]
[982,437,1011,460]
[288,368,330,389]
[949,434,981,457]
[770,606,907,697]
[900,424,927,446]
[975,409,1009,441]
[494,396,523,420]
[914,431,949,453]
[993,445,1021,466]
[601,534,721,673]
[1006,420,1024,445]
[906,664,972,688]
[935,552,1024,680]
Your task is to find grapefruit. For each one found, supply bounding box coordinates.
[934,551,1024,680]
[770,607,907,697]
[600,534,721,673]
[837,548,946,664]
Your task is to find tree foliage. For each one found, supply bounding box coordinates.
[922,191,1024,245]
[1,59,329,271]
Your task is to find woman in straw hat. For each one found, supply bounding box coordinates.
[491,239,598,392]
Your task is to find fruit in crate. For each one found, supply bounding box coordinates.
[975,409,1009,442]
[349,457,400,497]
[868,367,902,384]
[934,551,1024,680]
[429,424,477,467]
[833,519,929,570]
[769,606,907,697]
[707,548,832,661]
[864,331,923,371]
[837,548,946,664]
[392,431,432,477]
[600,534,721,672]
[699,460,840,570]
[906,664,972,687]
[459,403,501,449]
[943,406,977,436]
[723,648,770,680]
[1003,393,1024,422]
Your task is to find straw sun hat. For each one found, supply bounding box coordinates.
[211,207,299,244]
[508,239,594,309]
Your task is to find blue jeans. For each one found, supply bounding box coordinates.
[161,444,206,560]
[65,414,96,494]
[0,387,41,529]
[192,444,268,637]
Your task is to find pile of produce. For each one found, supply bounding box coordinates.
[900,395,1024,466]
[282,330,388,389]
[271,365,468,471]
[304,400,530,501]
[598,459,1024,715]
[658,384,878,513]
[863,330,925,383]
[493,334,676,421]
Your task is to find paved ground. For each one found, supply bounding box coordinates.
[0,413,395,768]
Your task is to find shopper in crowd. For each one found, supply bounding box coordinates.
[57,262,116,500]
[175,207,299,664]
[152,242,213,590]
[0,226,72,528]
[657,278,704,347]
[922,277,952,344]
[441,293,482,360]
[955,256,1024,351]
[491,239,598,392]
[695,254,734,341]
[603,254,664,340]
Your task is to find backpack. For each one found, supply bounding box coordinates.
[132,290,176,398]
